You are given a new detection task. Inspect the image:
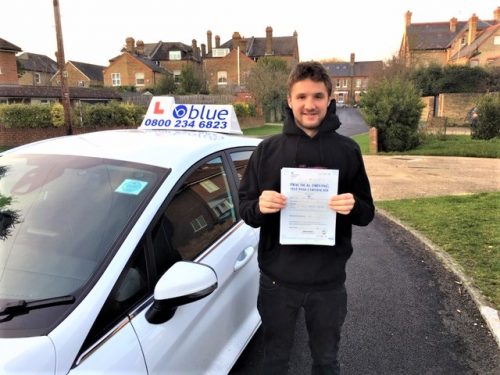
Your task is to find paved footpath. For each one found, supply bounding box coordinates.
[363,155,500,201]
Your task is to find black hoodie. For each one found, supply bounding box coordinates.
[238,103,374,291]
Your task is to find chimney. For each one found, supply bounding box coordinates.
[136,40,144,55]
[207,30,213,55]
[240,37,247,54]
[495,7,500,22]
[468,14,478,45]
[125,37,135,53]
[350,53,355,64]
[232,32,241,51]
[201,43,207,58]
[450,17,457,32]
[215,35,220,48]
[405,11,412,27]
[192,39,198,59]
[265,26,273,55]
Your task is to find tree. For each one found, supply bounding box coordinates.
[372,55,412,83]
[360,78,424,152]
[438,65,489,93]
[247,57,292,122]
[152,74,177,95]
[0,166,20,240]
[179,64,204,94]
[411,64,443,96]
[472,93,500,140]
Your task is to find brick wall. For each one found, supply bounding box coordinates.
[437,93,483,125]
[204,49,256,92]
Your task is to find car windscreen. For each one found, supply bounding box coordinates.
[0,154,168,335]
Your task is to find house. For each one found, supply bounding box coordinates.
[400,7,500,68]
[323,53,383,105]
[51,60,106,88]
[140,38,202,83]
[17,52,58,86]
[202,27,299,93]
[103,37,199,90]
[0,38,22,85]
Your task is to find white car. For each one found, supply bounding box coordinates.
[0,124,261,374]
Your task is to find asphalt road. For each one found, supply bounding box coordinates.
[231,216,500,374]
[230,108,500,374]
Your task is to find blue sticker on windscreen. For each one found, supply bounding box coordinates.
[115,179,148,195]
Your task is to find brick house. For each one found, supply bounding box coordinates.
[17,52,58,86]
[103,37,201,90]
[202,27,299,93]
[0,38,22,85]
[400,7,500,68]
[323,53,383,105]
[51,61,105,88]
[104,51,170,90]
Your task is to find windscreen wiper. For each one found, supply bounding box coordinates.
[0,295,75,320]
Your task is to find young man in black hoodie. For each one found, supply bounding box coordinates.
[238,61,374,374]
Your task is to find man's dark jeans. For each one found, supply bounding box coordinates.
[257,273,347,375]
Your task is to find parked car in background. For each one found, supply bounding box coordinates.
[0,119,261,374]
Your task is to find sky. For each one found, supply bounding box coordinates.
[1,0,498,67]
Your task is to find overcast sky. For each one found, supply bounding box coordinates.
[1,0,497,67]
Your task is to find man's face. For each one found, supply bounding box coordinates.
[287,78,330,137]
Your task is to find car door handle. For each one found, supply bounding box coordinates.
[234,247,255,271]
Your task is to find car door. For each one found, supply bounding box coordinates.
[131,151,259,374]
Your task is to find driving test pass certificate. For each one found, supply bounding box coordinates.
[280,168,339,246]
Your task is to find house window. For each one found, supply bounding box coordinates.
[335,80,340,88]
[173,70,181,83]
[212,48,230,58]
[111,73,121,86]
[494,36,500,45]
[470,60,479,67]
[460,37,466,46]
[78,80,85,87]
[356,79,362,88]
[217,71,227,85]
[342,79,348,88]
[135,72,145,86]
[34,73,41,85]
[169,51,181,60]
[0,67,3,75]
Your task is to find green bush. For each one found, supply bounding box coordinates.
[0,104,53,128]
[74,102,145,128]
[472,93,500,140]
[360,79,423,152]
[51,103,65,128]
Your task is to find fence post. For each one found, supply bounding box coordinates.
[369,127,378,154]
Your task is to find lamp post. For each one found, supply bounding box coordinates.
[52,0,73,135]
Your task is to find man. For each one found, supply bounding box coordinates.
[238,61,374,374]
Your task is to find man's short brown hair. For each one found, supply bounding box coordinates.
[287,61,332,97]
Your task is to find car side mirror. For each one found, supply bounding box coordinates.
[146,261,218,324]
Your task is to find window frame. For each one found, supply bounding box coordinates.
[111,73,121,86]
[169,50,182,60]
[135,72,145,86]
[217,71,228,85]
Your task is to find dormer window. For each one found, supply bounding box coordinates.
[169,51,181,60]
[212,48,230,58]
[34,73,41,85]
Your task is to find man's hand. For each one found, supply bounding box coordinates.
[259,190,287,214]
[329,193,355,215]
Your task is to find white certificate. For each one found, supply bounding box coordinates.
[280,168,339,246]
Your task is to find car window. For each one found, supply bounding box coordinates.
[229,150,253,186]
[161,155,236,261]
[78,244,149,362]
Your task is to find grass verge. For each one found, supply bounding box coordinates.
[242,124,282,137]
[377,192,500,310]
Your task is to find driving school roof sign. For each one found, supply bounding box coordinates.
[139,96,242,134]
